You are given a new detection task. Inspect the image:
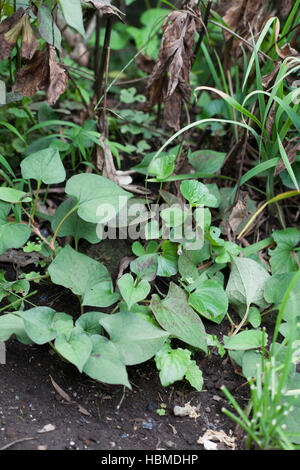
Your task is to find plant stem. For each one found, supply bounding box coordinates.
[51,204,79,247]
[0,290,38,313]
[25,273,50,283]
[97,16,112,105]
[94,12,102,82]
[192,1,212,67]
[31,179,42,221]
[48,341,68,362]
[232,305,250,336]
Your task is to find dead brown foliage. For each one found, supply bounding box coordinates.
[13,46,68,105]
[0,8,38,61]
[222,0,266,52]
[145,7,203,130]
[82,0,125,22]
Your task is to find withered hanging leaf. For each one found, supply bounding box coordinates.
[222,0,266,55]
[242,0,265,31]
[20,14,39,60]
[81,0,125,22]
[136,54,155,75]
[13,50,49,97]
[222,0,243,42]
[164,89,183,131]
[274,19,299,60]
[0,9,38,62]
[146,8,202,130]
[262,19,300,89]
[47,46,68,105]
[0,8,24,61]
[12,46,68,105]
[275,140,300,176]
[0,7,24,34]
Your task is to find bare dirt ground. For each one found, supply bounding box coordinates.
[0,283,248,452]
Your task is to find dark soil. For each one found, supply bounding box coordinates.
[0,237,249,452]
[0,286,248,452]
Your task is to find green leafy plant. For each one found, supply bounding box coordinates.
[222,271,300,450]
[0,0,299,451]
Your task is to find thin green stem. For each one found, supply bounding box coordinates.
[51,204,79,246]
[49,341,69,362]
[23,105,37,126]
[110,304,119,315]
[0,289,38,313]
[31,179,42,221]
[25,273,50,283]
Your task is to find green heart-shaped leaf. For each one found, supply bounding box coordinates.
[117,273,150,309]
[189,279,228,324]
[150,283,207,353]
[55,327,93,372]
[65,173,132,224]
[21,148,66,184]
[17,307,57,344]
[130,253,158,281]
[99,310,169,365]
[48,245,119,308]
[0,313,31,344]
[0,222,31,255]
[83,335,131,388]
[180,180,217,207]
[0,187,31,203]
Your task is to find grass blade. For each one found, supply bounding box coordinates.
[0,121,26,143]
[277,134,299,191]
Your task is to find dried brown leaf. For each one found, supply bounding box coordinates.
[146,8,202,130]
[242,0,265,30]
[222,0,243,42]
[164,89,182,130]
[0,7,24,34]
[97,135,118,182]
[82,0,125,22]
[77,404,91,416]
[198,429,236,449]
[20,14,39,60]
[48,46,68,105]
[49,375,72,402]
[49,375,91,416]
[0,10,39,62]
[222,0,267,55]
[228,196,249,234]
[274,18,300,60]
[13,49,49,97]
[0,9,24,61]
[135,54,155,74]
